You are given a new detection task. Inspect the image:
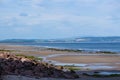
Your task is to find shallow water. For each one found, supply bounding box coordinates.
[32,42,120,52]
[98,72,120,75]
[84,65,114,70]
[39,53,120,70]
[55,63,87,67]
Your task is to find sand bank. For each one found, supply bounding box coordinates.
[0,44,120,70]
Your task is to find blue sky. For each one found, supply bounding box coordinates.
[0,0,120,39]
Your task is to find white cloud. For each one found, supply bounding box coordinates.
[0,0,120,30]
[13,26,33,34]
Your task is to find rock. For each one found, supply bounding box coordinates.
[14,69,20,75]
[22,70,33,76]
[0,65,2,75]
[0,53,79,79]
[21,58,31,62]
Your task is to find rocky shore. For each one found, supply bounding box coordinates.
[0,52,79,79]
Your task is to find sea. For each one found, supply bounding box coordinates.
[21,42,120,53]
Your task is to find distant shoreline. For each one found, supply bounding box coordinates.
[0,43,119,54]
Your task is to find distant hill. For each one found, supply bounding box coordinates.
[0,37,120,43]
[74,37,120,43]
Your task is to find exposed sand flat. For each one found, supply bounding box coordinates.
[0,44,120,79]
[0,44,120,65]
[47,55,120,70]
[0,45,67,59]
[0,44,120,63]
[48,55,120,63]
[0,44,82,56]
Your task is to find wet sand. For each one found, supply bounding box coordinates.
[0,44,82,56]
[47,55,120,70]
[0,44,120,70]
[48,55,120,63]
[0,44,120,80]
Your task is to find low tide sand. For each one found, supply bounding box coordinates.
[0,44,120,80]
[0,44,120,70]
[0,44,120,63]
[0,44,79,56]
[48,55,120,63]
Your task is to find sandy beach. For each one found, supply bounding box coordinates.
[0,44,120,70]
[0,44,82,56]
[48,55,120,63]
[0,44,120,80]
[47,55,120,70]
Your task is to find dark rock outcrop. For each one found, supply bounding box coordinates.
[0,52,79,79]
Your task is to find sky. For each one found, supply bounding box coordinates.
[0,0,120,39]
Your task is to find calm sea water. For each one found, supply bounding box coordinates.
[23,42,120,52]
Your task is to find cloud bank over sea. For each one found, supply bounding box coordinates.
[0,0,120,39]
